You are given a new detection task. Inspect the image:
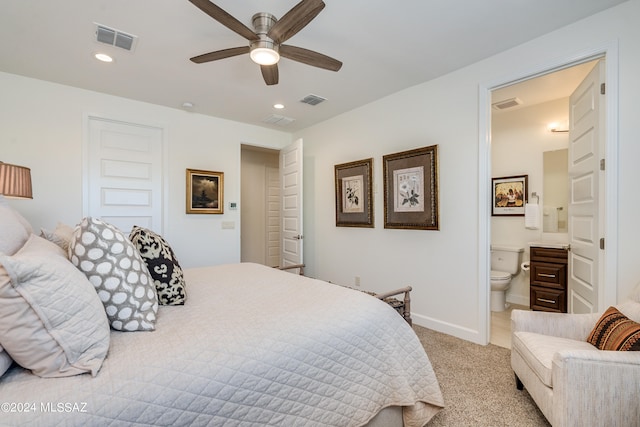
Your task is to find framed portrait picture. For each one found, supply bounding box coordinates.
[186,168,224,214]
[492,175,528,216]
[383,145,439,230]
[334,158,373,227]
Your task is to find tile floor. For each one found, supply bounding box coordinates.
[490,304,529,349]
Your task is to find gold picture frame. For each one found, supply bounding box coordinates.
[186,168,224,214]
[334,158,374,227]
[383,145,439,230]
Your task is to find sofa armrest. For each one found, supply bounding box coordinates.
[511,309,600,341]
[552,349,640,426]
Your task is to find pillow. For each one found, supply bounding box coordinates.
[0,196,32,255]
[0,345,13,378]
[129,225,186,305]
[40,222,75,253]
[587,306,640,351]
[0,235,110,377]
[69,217,158,331]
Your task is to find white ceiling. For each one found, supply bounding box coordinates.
[492,60,599,115]
[0,0,627,132]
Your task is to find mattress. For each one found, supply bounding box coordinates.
[0,262,443,426]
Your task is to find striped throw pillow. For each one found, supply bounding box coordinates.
[587,306,640,351]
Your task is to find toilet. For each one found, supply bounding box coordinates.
[490,245,524,312]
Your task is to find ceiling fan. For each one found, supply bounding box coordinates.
[188,0,342,85]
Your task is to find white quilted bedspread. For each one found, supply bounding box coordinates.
[0,263,443,426]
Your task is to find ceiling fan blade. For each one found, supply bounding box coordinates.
[261,64,279,86]
[267,0,325,44]
[189,0,259,41]
[279,45,342,72]
[190,46,250,63]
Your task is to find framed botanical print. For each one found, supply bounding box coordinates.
[383,145,439,230]
[334,158,374,227]
[186,168,224,214]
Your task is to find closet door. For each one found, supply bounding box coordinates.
[85,116,164,234]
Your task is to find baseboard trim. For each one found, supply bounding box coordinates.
[412,312,484,345]
[507,294,529,307]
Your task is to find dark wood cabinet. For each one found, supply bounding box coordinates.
[529,246,568,313]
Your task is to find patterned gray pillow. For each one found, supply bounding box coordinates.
[69,217,158,331]
[129,226,186,305]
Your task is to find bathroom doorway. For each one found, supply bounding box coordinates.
[480,45,619,346]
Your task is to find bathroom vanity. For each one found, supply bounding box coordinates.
[529,244,569,313]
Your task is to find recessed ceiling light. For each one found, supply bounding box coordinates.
[94,53,113,63]
[273,103,285,109]
[182,102,194,109]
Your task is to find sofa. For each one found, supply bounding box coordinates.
[511,284,640,426]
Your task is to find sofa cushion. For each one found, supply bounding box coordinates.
[0,235,110,377]
[69,217,158,332]
[587,306,640,351]
[129,226,186,305]
[512,331,596,387]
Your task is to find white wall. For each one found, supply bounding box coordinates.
[492,98,570,306]
[295,0,640,342]
[2,1,639,344]
[0,72,292,268]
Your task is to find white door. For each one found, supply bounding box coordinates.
[280,138,303,269]
[567,60,605,314]
[85,116,164,234]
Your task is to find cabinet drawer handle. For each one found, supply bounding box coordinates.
[538,298,556,304]
[539,273,556,278]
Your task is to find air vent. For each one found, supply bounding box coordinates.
[95,24,137,51]
[300,94,326,106]
[262,114,295,126]
[492,97,522,110]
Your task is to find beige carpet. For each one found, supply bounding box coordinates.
[413,325,551,427]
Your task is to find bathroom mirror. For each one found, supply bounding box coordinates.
[542,149,568,233]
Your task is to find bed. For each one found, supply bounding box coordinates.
[0,204,444,426]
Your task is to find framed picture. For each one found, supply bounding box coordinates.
[334,158,374,227]
[186,168,224,214]
[492,175,528,216]
[383,145,439,230]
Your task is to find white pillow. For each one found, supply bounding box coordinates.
[40,222,75,253]
[69,217,158,331]
[0,235,110,378]
[0,196,32,255]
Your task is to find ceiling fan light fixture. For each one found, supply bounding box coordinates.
[250,41,280,66]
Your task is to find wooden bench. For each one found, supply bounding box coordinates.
[278,264,412,325]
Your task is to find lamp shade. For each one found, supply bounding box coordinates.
[0,162,32,199]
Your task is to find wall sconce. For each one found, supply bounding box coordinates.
[547,122,569,133]
[0,162,33,199]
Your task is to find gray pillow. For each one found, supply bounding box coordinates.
[0,235,110,377]
[69,217,158,331]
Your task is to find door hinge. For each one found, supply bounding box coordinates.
[600,83,606,95]
[600,238,605,250]
[600,158,605,171]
